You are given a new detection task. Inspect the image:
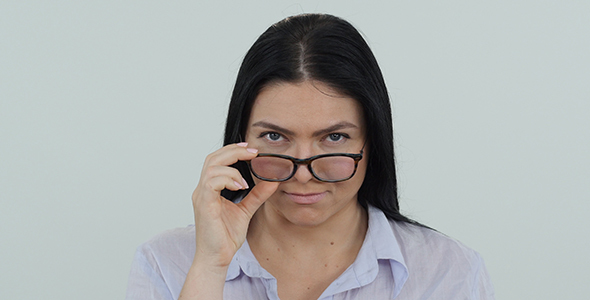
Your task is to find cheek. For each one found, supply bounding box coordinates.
[356,155,369,181]
[351,156,369,190]
[339,158,368,196]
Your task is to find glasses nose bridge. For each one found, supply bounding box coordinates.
[292,156,316,165]
[294,154,321,169]
[289,156,318,181]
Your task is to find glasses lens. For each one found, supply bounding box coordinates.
[311,156,356,181]
[250,156,293,181]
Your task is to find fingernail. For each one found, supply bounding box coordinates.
[237,142,248,147]
[234,181,244,189]
[246,148,258,153]
[242,178,249,189]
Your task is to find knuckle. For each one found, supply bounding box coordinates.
[202,166,215,178]
[204,152,216,165]
[204,180,217,191]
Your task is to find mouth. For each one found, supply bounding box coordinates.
[284,191,327,205]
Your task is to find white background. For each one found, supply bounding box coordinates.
[1,1,589,299]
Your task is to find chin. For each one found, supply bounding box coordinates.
[270,198,337,228]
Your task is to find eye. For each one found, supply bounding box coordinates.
[327,133,347,142]
[262,132,284,142]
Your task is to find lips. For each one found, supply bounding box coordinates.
[284,192,327,205]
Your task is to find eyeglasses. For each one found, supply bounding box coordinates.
[247,149,364,183]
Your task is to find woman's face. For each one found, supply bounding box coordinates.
[245,80,368,227]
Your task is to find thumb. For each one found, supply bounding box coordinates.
[238,181,279,218]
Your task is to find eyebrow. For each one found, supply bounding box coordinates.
[312,122,359,137]
[251,121,359,137]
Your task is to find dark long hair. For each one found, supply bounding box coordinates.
[222,14,415,224]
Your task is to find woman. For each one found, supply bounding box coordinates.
[126,14,494,300]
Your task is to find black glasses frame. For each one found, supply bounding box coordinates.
[247,149,364,183]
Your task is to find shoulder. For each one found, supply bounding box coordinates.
[389,221,495,299]
[391,221,481,265]
[126,226,196,300]
[132,225,196,283]
[139,225,196,251]
[136,225,196,265]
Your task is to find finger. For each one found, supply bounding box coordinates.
[204,143,258,168]
[200,165,249,188]
[237,181,280,218]
[202,175,248,194]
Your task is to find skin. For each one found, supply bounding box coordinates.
[180,80,368,300]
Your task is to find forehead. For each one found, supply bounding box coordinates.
[248,81,365,132]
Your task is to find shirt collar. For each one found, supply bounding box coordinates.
[226,238,274,281]
[226,205,409,298]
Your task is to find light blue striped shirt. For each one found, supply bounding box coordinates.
[126,206,494,299]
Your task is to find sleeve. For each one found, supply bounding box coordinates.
[125,246,175,300]
[471,253,495,300]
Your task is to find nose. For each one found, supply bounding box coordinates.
[290,145,315,183]
[292,162,314,183]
